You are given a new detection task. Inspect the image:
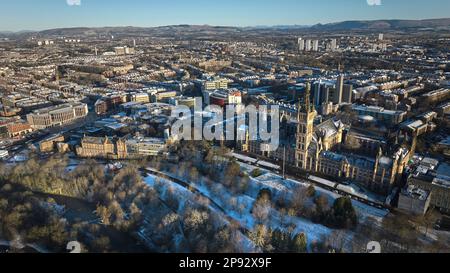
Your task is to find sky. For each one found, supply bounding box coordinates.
[1,0,449,31]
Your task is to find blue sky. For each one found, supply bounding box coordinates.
[1,0,449,31]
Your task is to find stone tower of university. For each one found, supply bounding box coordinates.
[296,83,317,170]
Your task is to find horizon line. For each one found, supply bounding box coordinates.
[1,17,449,33]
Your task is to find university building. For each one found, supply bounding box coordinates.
[126,137,166,157]
[26,102,88,130]
[407,158,450,213]
[76,136,127,160]
[244,83,412,196]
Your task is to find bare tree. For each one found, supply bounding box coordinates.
[291,186,308,212]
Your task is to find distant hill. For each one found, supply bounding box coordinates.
[3,18,449,38]
[37,25,243,38]
[311,18,450,31]
[248,25,310,30]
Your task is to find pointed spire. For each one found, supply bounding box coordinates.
[298,82,314,118]
[377,146,383,158]
[305,82,311,111]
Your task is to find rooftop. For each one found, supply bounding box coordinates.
[402,184,430,201]
[30,102,86,115]
[352,104,404,116]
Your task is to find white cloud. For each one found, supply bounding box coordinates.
[367,0,382,6]
[66,0,81,6]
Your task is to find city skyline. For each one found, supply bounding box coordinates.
[1,0,450,32]
[0,0,449,257]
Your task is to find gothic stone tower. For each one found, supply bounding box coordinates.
[116,138,128,159]
[296,83,317,170]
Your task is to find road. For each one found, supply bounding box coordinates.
[140,167,251,235]
[0,240,49,253]
[2,112,100,161]
[230,151,390,211]
[140,167,229,216]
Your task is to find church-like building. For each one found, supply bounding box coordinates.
[76,136,128,160]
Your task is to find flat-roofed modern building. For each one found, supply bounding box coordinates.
[352,104,407,125]
[342,84,354,104]
[398,185,431,215]
[408,175,450,213]
[26,102,88,130]
[408,161,450,213]
[126,137,166,157]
